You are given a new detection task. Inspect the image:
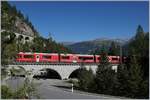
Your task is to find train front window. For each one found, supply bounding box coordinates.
[24,55,34,58]
[62,56,70,59]
[43,55,51,59]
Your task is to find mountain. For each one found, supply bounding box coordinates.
[65,38,128,54]
[60,42,75,46]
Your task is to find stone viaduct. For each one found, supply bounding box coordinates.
[7,64,118,80]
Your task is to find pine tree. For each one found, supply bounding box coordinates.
[135,25,144,40]
[95,49,116,94]
[48,32,53,42]
[78,67,95,91]
[127,55,143,98]
[108,41,119,56]
[96,51,107,93]
[78,67,89,90]
[142,32,149,79]
[23,42,30,52]
[86,68,96,92]
[127,25,149,98]
[116,64,129,96]
[129,25,145,57]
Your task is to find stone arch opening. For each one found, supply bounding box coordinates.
[18,35,24,42]
[25,37,29,40]
[9,66,26,77]
[69,68,83,79]
[33,68,61,79]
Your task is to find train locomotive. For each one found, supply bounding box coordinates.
[16,52,125,64]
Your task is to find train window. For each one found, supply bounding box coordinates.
[17,55,22,58]
[79,57,93,60]
[43,55,51,59]
[62,56,70,59]
[112,58,118,60]
[24,55,34,58]
[97,57,101,60]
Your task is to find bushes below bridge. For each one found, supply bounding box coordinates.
[75,58,148,99]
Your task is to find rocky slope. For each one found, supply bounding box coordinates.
[1,1,38,37]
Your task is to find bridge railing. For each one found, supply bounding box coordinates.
[3,59,118,66]
[6,60,99,66]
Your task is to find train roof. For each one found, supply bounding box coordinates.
[18,52,58,55]
[18,52,95,56]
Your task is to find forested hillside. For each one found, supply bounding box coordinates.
[1,1,72,65]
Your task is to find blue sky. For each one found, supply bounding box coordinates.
[9,1,149,42]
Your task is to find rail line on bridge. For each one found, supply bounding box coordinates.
[9,61,119,66]
[9,62,99,66]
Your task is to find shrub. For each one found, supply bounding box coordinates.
[1,85,13,99]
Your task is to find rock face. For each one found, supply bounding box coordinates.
[1,2,38,37]
[15,17,35,37]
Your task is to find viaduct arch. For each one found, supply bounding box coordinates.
[34,68,62,79]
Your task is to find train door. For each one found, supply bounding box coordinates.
[36,55,40,62]
[73,55,77,63]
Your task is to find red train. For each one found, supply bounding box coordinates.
[16,52,125,64]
